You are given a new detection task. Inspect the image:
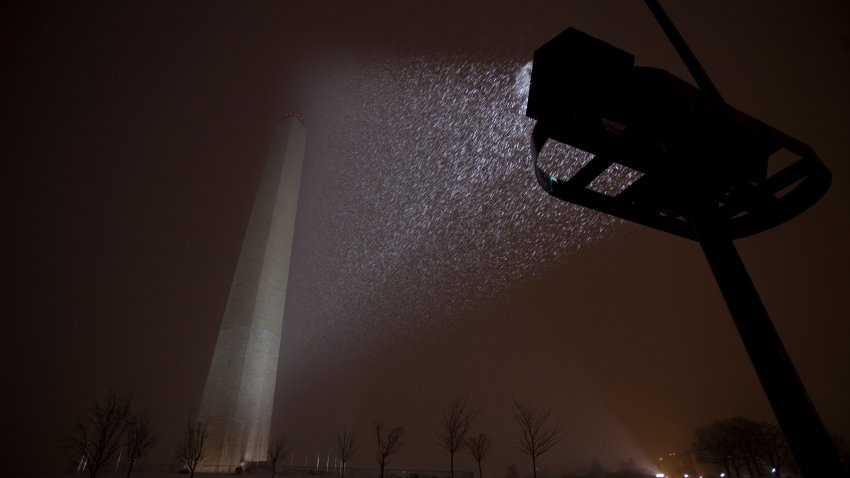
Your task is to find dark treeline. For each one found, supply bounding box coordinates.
[693,417,789,477]
[66,391,849,478]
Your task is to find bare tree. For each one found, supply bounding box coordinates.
[175,416,207,478]
[693,421,738,476]
[437,397,478,478]
[511,399,563,478]
[375,421,406,478]
[124,413,157,478]
[693,417,790,477]
[67,390,132,478]
[268,434,288,478]
[333,425,357,478]
[465,432,493,478]
[757,423,789,476]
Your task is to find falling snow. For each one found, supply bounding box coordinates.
[283,54,631,355]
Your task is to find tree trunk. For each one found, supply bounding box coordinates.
[341,461,345,478]
[478,459,483,478]
[126,460,134,478]
[751,456,762,476]
[450,452,455,478]
[531,456,537,478]
[89,458,101,478]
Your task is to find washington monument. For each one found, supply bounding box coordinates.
[198,114,305,468]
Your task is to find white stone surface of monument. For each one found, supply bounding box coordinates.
[198,115,305,468]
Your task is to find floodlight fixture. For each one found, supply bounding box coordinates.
[525,1,845,477]
[527,28,830,239]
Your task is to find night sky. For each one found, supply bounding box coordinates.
[3,0,850,476]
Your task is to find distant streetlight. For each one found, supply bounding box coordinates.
[524,1,845,478]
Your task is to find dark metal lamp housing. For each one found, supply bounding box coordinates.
[527,28,830,240]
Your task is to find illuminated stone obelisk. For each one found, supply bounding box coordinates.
[198,114,305,468]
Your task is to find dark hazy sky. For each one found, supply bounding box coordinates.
[3,0,849,476]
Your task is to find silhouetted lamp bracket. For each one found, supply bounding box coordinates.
[527,28,830,240]
[524,3,846,477]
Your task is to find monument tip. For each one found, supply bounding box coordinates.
[281,111,304,124]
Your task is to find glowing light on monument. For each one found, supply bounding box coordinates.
[199,54,646,471]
